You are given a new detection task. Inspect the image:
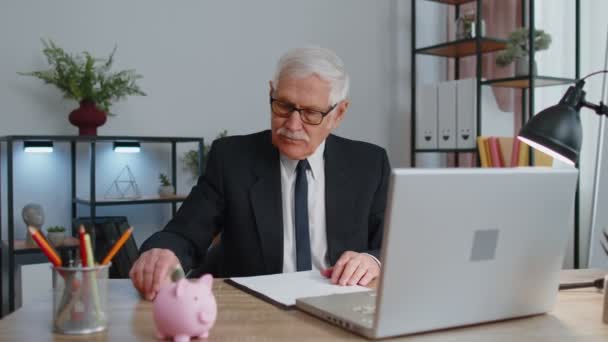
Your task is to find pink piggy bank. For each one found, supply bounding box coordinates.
[153,274,217,341]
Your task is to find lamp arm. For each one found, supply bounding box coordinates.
[576,70,608,116]
[581,69,608,82]
[581,100,608,116]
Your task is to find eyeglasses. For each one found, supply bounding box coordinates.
[270,97,337,125]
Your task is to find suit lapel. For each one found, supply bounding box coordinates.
[324,135,353,264]
[250,132,283,274]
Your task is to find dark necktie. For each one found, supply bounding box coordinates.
[295,159,312,271]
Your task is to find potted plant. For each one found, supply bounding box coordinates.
[455,11,485,40]
[183,130,228,180]
[46,226,66,246]
[158,173,175,198]
[495,28,552,76]
[19,39,146,135]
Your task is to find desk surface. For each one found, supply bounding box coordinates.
[1,269,607,341]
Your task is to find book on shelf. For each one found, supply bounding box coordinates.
[487,137,504,167]
[476,136,490,167]
[476,136,546,167]
[497,137,514,167]
[533,149,554,167]
[510,138,521,167]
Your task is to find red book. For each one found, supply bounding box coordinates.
[510,138,521,167]
[488,137,504,167]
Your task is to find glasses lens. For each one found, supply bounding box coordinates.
[301,110,323,125]
[271,100,293,116]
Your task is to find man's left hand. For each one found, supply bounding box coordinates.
[323,251,380,286]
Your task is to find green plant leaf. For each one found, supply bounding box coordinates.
[495,27,551,67]
[18,39,145,115]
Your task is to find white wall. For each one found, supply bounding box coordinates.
[1,0,401,147]
[536,0,608,268]
[578,1,608,268]
[508,0,608,269]
[0,0,419,304]
[0,0,407,241]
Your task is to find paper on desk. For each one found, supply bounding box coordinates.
[227,270,370,308]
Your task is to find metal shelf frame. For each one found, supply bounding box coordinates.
[411,0,580,171]
[411,0,581,267]
[0,134,204,316]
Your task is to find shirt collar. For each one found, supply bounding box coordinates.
[279,140,325,180]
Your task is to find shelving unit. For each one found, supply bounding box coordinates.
[411,0,582,268]
[411,0,580,167]
[0,135,204,316]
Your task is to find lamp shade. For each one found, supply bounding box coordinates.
[518,102,582,166]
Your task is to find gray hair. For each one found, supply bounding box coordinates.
[272,46,350,105]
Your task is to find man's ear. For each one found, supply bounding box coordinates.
[330,100,349,129]
[269,81,274,97]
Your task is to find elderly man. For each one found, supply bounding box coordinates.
[130,47,390,300]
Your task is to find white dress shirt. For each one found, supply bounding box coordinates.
[280,141,380,273]
[281,141,328,273]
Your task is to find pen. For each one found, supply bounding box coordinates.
[101,227,133,265]
[321,267,334,278]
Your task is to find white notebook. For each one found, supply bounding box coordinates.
[226,270,370,309]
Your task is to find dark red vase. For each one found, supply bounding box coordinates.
[69,100,107,136]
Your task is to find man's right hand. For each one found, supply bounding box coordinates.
[129,248,180,301]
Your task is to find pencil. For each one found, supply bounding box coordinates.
[78,226,88,266]
[101,227,133,265]
[84,234,103,320]
[28,227,62,267]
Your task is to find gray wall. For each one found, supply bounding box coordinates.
[578,0,608,267]
[1,0,428,309]
[0,0,416,247]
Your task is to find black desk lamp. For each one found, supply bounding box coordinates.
[518,70,607,289]
[518,70,608,165]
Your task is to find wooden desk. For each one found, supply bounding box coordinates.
[1,270,608,341]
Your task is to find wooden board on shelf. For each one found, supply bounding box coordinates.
[423,0,476,4]
[416,38,507,58]
[75,195,188,205]
[3,237,79,253]
[483,76,575,88]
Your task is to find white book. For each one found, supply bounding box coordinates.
[437,81,457,149]
[226,270,370,309]
[456,78,477,149]
[416,83,438,149]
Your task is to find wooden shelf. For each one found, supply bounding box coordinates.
[482,76,575,88]
[423,0,476,4]
[415,148,477,153]
[3,237,80,255]
[74,194,187,206]
[416,38,507,58]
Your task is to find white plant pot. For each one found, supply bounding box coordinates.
[47,231,65,246]
[515,57,537,76]
[158,185,175,198]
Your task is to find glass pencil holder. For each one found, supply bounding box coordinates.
[51,263,111,335]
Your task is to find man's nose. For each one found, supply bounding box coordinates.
[284,110,303,130]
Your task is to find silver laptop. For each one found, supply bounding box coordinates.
[296,168,578,339]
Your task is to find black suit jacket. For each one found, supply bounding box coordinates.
[140,130,390,277]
